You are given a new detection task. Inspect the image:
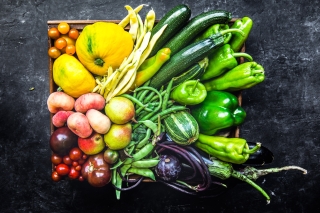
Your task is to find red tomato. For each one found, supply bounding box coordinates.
[56,164,70,176]
[68,166,80,179]
[51,153,62,165]
[63,156,72,165]
[52,171,61,182]
[69,147,83,161]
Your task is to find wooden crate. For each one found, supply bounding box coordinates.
[47,20,244,176]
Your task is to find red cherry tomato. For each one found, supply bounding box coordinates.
[72,161,79,167]
[63,156,72,165]
[56,164,70,176]
[52,171,61,182]
[51,153,62,165]
[75,165,82,171]
[78,176,84,181]
[68,166,80,179]
[69,147,83,161]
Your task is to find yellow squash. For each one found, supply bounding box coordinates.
[76,22,134,76]
[53,54,96,98]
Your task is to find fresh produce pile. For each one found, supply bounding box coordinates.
[47,4,307,204]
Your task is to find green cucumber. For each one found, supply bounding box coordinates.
[171,57,208,88]
[163,111,199,145]
[164,10,232,55]
[149,35,224,89]
[149,4,191,58]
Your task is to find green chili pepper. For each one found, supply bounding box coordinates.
[195,23,232,44]
[228,16,253,52]
[200,44,253,81]
[194,134,261,164]
[190,90,246,135]
[170,80,207,105]
[203,61,265,92]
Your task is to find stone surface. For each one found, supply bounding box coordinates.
[0,0,319,212]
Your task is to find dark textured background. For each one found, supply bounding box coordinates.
[0,0,319,212]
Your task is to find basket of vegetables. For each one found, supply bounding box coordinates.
[47,4,307,204]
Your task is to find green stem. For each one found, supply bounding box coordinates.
[232,52,253,61]
[231,170,271,204]
[94,58,105,67]
[243,142,261,154]
[221,28,245,37]
[191,79,199,93]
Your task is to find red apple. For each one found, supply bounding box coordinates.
[78,131,105,155]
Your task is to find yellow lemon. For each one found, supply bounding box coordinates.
[53,54,96,98]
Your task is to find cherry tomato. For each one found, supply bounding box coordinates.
[54,37,67,50]
[48,27,60,39]
[48,47,61,59]
[60,35,75,45]
[82,154,88,160]
[58,22,70,34]
[68,166,80,179]
[78,176,84,181]
[75,165,82,171]
[69,147,83,161]
[56,164,70,176]
[103,149,119,164]
[63,156,72,165]
[72,161,79,167]
[65,44,76,55]
[51,171,61,182]
[51,153,62,165]
[78,158,85,165]
[68,28,79,40]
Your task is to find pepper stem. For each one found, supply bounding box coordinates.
[243,142,261,154]
[232,52,253,61]
[191,79,200,94]
[94,58,105,67]
[231,170,271,204]
[221,28,245,37]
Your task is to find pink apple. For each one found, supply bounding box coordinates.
[78,131,105,155]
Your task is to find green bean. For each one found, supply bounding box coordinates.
[120,93,152,112]
[120,164,132,177]
[115,171,122,200]
[127,167,156,181]
[150,106,188,122]
[132,143,154,161]
[136,88,149,102]
[137,128,151,148]
[139,120,158,134]
[143,90,155,104]
[131,159,160,168]
[162,78,173,111]
[110,159,124,170]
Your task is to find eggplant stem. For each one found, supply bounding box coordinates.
[243,142,261,154]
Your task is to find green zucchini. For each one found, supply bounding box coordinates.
[171,57,208,88]
[148,4,191,58]
[163,10,232,55]
[149,36,224,89]
[163,111,199,145]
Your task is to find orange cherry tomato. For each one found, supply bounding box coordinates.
[48,27,60,39]
[65,44,76,55]
[54,37,67,50]
[58,22,70,34]
[68,28,79,40]
[48,47,61,58]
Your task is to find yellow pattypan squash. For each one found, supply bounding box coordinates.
[76,22,134,76]
[53,54,96,98]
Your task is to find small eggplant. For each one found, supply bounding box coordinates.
[243,142,274,166]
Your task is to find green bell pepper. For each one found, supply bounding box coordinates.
[194,134,261,164]
[200,43,253,81]
[194,23,232,44]
[203,61,265,92]
[190,90,246,135]
[170,80,207,105]
[228,16,253,52]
